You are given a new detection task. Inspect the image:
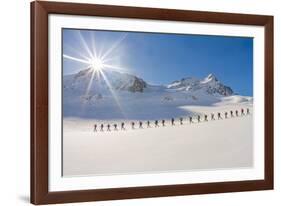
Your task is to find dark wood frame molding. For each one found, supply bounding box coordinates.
[31,1,274,204]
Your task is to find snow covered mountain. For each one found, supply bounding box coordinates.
[63,68,147,93]
[63,69,252,120]
[167,74,233,96]
[64,69,233,96]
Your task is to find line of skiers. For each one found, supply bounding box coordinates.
[93,108,250,132]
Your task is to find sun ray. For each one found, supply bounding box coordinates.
[63,54,90,64]
[96,68,101,80]
[64,30,132,119]
[85,68,97,96]
[90,32,98,59]
[103,64,130,73]
[96,40,106,60]
[75,66,93,74]
[64,44,90,61]
[101,56,120,64]
[100,34,128,61]
[99,70,127,118]
[77,31,94,59]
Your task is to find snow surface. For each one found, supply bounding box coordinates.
[62,69,253,176]
[63,104,253,176]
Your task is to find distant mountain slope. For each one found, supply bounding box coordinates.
[63,69,252,120]
[167,74,233,96]
[63,68,147,93]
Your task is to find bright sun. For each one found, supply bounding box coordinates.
[90,58,104,72]
[63,32,129,101]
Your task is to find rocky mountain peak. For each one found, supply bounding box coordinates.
[205,73,218,82]
[64,69,147,93]
[64,69,234,97]
[167,74,233,96]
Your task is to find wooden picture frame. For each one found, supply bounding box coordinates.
[31,1,274,204]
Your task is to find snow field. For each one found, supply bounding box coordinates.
[63,105,253,176]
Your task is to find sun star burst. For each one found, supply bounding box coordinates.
[63,31,129,118]
[90,58,104,72]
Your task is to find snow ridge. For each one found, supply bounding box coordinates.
[63,69,251,120]
[167,73,233,96]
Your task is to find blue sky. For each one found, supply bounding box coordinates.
[63,29,253,96]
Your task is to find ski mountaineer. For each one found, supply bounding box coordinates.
[131,122,135,129]
[171,118,175,126]
[162,119,165,127]
[147,120,150,128]
[93,124,97,132]
[247,108,250,115]
[100,124,104,132]
[121,122,125,130]
[155,120,159,127]
[114,123,118,131]
[107,124,111,131]
[139,121,143,129]
[204,114,208,121]
[197,115,201,122]
[189,116,193,123]
[180,117,183,125]
[217,112,222,120]
[211,113,215,120]
[230,110,234,117]
[224,112,228,119]
[235,110,239,116]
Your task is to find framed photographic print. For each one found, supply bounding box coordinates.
[30,1,274,204]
